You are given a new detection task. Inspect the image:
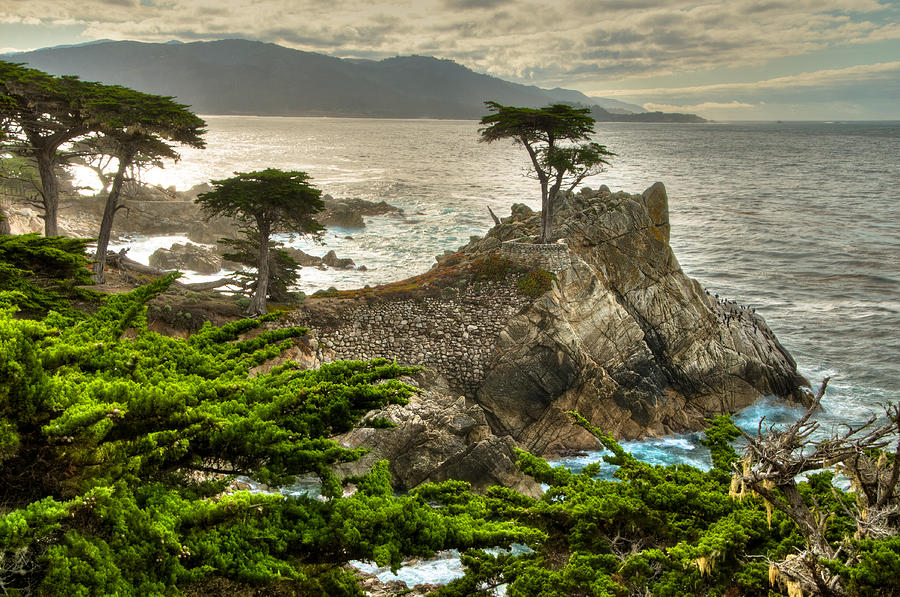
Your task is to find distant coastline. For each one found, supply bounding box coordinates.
[2,38,706,123]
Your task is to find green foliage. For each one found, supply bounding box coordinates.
[825,536,900,595]
[472,254,513,281]
[196,169,324,236]
[196,169,324,316]
[517,268,555,298]
[3,61,191,236]
[436,411,898,597]
[0,233,98,315]
[699,415,742,473]
[0,275,540,594]
[81,84,207,282]
[479,101,615,242]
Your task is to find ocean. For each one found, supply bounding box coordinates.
[105,116,899,447]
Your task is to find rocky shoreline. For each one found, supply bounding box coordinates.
[2,184,404,241]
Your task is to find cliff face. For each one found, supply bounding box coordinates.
[473,183,811,452]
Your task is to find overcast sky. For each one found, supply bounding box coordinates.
[2,0,899,120]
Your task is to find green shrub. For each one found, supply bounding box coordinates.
[517,268,555,298]
[0,233,99,315]
[472,254,513,281]
[0,275,537,594]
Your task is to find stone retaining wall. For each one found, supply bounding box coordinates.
[296,279,532,396]
[501,241,572,272]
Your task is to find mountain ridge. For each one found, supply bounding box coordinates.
[2,39,701,121]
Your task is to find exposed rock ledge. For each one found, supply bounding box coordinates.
[285,181,811,490]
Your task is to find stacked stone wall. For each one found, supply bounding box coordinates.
[295,279,532,396]
[501,241,571,272]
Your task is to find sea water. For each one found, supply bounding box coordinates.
[103,116,898,587]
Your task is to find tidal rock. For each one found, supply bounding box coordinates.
[332,373,541,497]
[283,247,325,267]
[320,201,365,228]
[283,247,358,269]
[148,242,222,274]
[317,195,404,229]
[322,250,355,269]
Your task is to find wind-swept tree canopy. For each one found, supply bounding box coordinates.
[83,87,206,283]
[0,274,539,594]
[479,101,614,243]
[0,61,204,244]
[0,61,97,236]
[196,168,324,316]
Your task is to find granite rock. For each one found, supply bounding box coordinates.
[148,242,223,274]
[475,183,812,451]
[332,373,541,497]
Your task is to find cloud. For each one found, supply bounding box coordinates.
[2,0,900,110]
[442,0,512,8]
[597,61,900,98]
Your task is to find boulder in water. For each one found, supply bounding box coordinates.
[322,250,355,269]
[316,195,405,229]
[149,242,222,274]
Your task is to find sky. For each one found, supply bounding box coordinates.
[1,0,899,120]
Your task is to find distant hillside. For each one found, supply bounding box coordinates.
[2,39,703,122]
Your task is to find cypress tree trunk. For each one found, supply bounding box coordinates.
[540,185,552,244]
[36,153,60,237]
[0,204,11,235]
[249,221,270,316]
[92,153,131,284]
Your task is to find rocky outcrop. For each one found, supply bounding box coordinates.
[332,373,541,497]
[299,182,810,469]
[318,195,405,229]
[470,183,811,452]
[238,179,815,495]
[148,242,223,274]
[283,247,359,270]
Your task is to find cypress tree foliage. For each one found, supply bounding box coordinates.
[0,275,539,594]
[196,169,324,316]
[0,61,204,245]
[0,61,95,236]
[82,87,206,283]
[435,412,900,596]
[0,233,97,316]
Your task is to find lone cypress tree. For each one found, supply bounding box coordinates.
[196,169,324,316]
[479,101,614,243]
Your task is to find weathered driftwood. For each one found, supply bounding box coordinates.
[105,250,231,291]
[487,205,501,227]
[738,378,900,596]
